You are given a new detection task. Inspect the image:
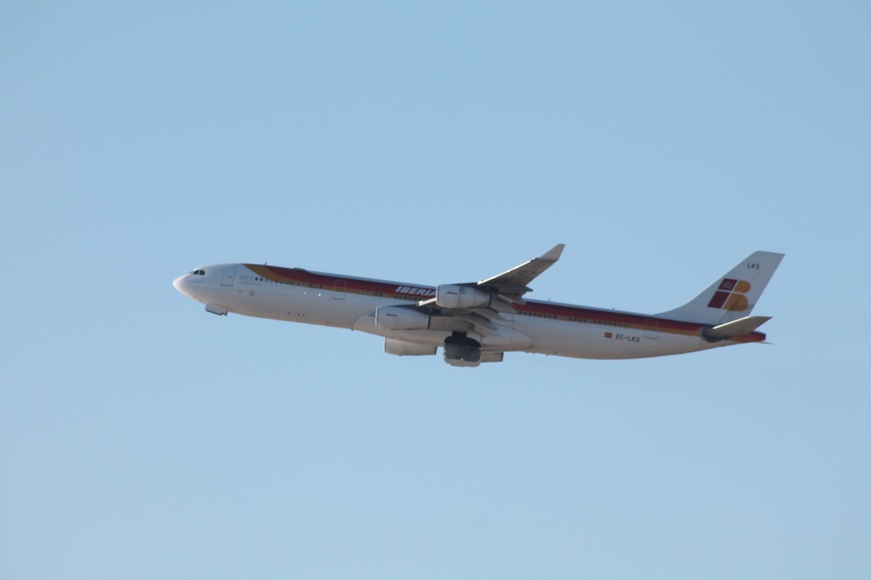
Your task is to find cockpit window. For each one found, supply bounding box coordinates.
[190,269,206,276]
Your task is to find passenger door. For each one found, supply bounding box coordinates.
[221,267,236,287]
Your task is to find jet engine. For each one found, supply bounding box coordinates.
[436,284,492,309]
[384,338,437,356]
[375,306,431,331]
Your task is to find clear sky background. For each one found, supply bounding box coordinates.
[2,2,869,579]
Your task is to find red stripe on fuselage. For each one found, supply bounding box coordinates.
[245,264,434,300]
[242,264,766,343]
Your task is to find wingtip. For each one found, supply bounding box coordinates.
[543,243,565,261]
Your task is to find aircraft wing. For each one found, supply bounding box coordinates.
[475,243,565,301]
[415,244,565,334]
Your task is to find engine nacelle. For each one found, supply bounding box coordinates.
[436,284,492,309]
[375,306,431,330]
[384,338,437,356]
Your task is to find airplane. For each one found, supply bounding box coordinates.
[173,245,784,367]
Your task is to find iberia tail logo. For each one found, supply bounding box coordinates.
[708,278,751,311]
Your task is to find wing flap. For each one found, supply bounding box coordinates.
[452,311,498,334]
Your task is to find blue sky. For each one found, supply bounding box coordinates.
[2,2,869,578]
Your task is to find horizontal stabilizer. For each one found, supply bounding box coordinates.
[702,316,771,341]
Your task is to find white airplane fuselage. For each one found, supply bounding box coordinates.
[173,256,776,365]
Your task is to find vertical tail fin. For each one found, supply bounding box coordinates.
[657,251,784,324]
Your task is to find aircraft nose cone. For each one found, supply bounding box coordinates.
[173,275,189,295]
